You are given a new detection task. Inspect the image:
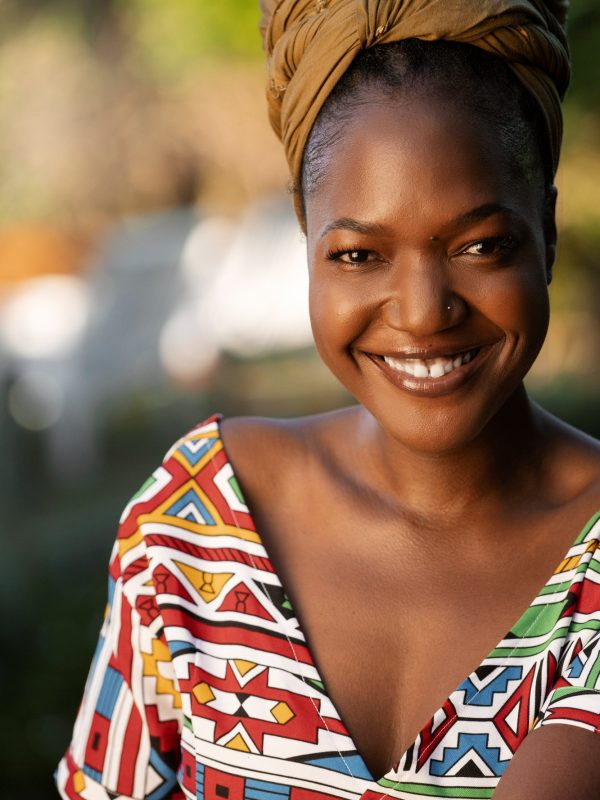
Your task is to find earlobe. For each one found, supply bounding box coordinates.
[544,184,558,285]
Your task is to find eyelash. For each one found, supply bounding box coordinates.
[325,247,382,265]
[459,235,517,258]
[326,235,518,266]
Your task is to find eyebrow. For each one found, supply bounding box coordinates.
[318,203,522,240]
[451,202,522,228]
[319,217,389,239]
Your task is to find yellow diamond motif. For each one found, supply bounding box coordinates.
[175,561,233,603]
[73,771,86,793]
[193,682,216,705]
[271,701,295,724]
[234,659,256,676]
[142,639,182,708]
[225,732,250,751]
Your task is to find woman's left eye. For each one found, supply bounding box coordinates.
[461,236,516,257]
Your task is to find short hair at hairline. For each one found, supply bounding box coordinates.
[299,39,553,215]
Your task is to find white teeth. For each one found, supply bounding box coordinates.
[429,360,446,379]
[382,349,478,379]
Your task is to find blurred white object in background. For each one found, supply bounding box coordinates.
[0,275,90,360]
[7,369,64,431]
[159,216,234,384]
[0,198,314,478]
[0,208,198,480]
[201,199,311,356]
[162,198,312,381]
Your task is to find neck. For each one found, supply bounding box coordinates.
[358,386,549,526]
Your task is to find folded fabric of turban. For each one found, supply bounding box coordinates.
[260,0,570,221]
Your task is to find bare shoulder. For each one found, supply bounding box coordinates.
[493,724,600,800]
[219,406,360,500]
[540,405,600,509]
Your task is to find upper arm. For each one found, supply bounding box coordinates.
[56,415,235,799]
[492,723,600,800]
[495,625,600,799]
[56,524,184,799]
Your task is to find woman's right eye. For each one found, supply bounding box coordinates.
[326,248,378,264]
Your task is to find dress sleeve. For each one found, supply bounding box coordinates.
[55,516,184,799]
[534,564,600,738]
[534,632,600,735]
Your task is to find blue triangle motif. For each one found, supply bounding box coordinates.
[304,753,372,780]
[165,488,215,525]
[177,438,215,467]
[566,653,585,679]
[459,665,522,706]
[430,732,510,778]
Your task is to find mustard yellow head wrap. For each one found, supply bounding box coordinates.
[260,0,570,217]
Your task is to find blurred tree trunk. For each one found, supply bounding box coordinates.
[80,0,124,55]
[2,0,126,55]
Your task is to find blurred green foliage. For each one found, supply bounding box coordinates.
[567,0,600,106]
[1,0,263,64]
[125,0,263,78]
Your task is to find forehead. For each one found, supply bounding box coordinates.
[305,92,540,238]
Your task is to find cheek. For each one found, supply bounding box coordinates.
[308,273,372,360]
[478,267,550,354]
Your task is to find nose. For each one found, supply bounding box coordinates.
[380,252,466,336]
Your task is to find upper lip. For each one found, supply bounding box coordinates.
[365,342,497,360]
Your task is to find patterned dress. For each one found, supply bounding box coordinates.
[56,415,600,800]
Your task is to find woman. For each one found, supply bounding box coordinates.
[56,1,600,799]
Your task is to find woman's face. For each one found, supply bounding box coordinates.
[305,89,555,453]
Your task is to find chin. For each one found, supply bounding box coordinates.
[374,406,493,455]
[361,374,530,456]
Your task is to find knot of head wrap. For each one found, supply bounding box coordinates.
[260,0,570,213]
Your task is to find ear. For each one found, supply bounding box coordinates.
[543,185,558,285]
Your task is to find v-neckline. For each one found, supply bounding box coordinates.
[214,416,599,787]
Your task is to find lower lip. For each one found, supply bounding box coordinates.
[365,346,495,397]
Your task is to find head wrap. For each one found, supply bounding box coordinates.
[260,0,570,219]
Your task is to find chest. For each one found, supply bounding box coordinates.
[253,500,584,779]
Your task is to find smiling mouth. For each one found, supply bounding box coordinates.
[378,347,481,379]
